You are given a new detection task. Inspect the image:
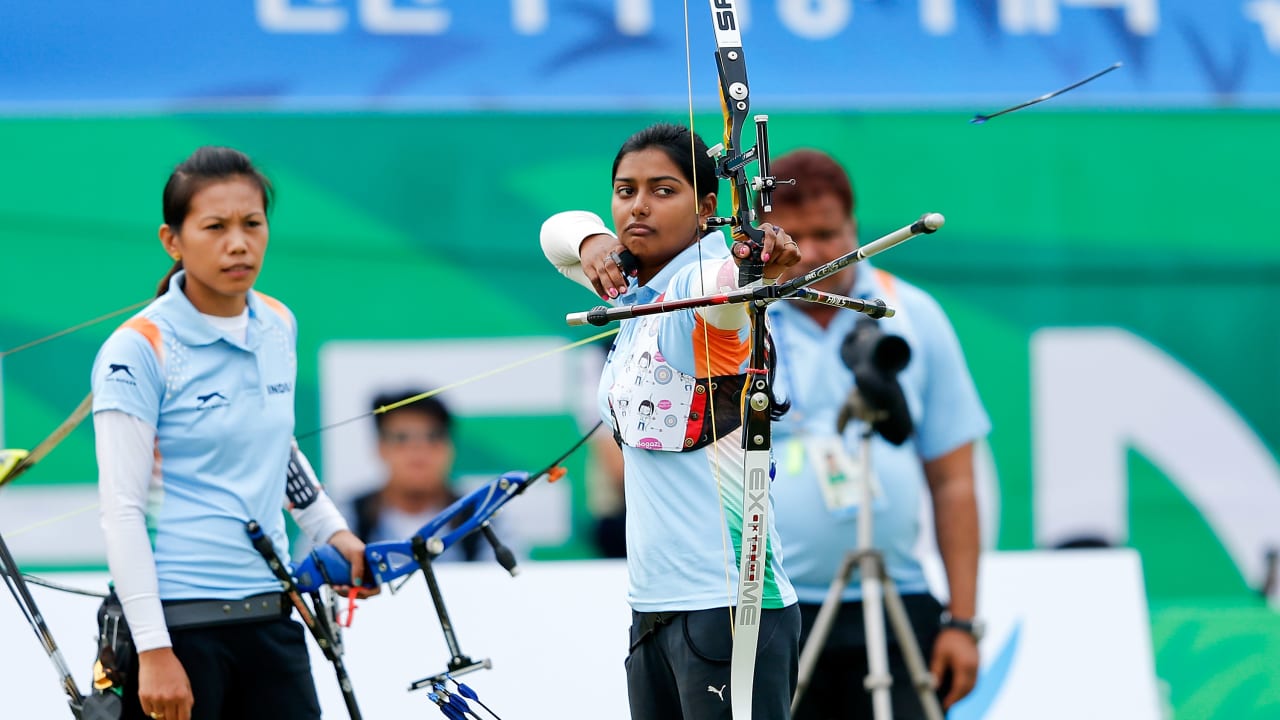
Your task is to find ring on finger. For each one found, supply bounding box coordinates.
[149,712,165,720]
[608,251,625,269]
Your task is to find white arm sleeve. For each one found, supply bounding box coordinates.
[541,211,615,294]
[541,210,771,330]
[95,410,171,652]
[695,256,751,331]
[286,442,350,544]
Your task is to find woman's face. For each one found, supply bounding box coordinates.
[377,410,454,498]
[611,147,715,280]
[159,176,268,316]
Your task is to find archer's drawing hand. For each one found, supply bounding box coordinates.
[580,233,636,301]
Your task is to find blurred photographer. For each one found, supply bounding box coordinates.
[765,150,990,718]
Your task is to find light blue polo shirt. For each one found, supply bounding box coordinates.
[91,271,299,601]
[769,264,990,604]
[599,234,796,612]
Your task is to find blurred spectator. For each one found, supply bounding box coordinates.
[587,435,627,558]
[579,340,628,559]
[346,390,488,562]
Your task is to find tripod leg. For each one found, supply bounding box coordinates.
[848,428,895,720]
[791,550,859,714]
[859,551,894,720]
[881,578,944,720]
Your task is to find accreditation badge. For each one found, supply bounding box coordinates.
[803,434,879,515]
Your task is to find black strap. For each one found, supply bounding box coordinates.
[161,592,288,630]
[630,611,685,652]
[95,589,134,691]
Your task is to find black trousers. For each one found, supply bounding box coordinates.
[122,617,321,720]
[626,605,801,720]
[793,594,946,720]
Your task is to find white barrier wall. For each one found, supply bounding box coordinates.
[1,552,1159,719]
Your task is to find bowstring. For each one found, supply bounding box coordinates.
[0,300,150,358]
[297,327,619,440]
[1,305,618,552]
[682,0,738,636]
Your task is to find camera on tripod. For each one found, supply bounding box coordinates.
[837,317,913,445]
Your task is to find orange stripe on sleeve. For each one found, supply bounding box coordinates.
[121,317,164,363]
[874,269,899,303]
[255,291,294,329]
[692,314,750,377]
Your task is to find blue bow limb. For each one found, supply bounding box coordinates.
[292,470,535,592]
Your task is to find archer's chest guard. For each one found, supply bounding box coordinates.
[608,313,744,452]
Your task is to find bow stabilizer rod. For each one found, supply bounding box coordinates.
[246,520,363,719]
[564,213,942,327]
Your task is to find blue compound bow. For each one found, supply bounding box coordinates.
[250,422,601,719]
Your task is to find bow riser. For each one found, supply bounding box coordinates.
[708,0,768,287]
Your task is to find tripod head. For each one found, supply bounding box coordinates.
[836,316,913,445]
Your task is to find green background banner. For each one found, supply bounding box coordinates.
[2,110,1278,716]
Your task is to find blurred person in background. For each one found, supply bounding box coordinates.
[764,149,990,718]
[347,390,491,562]
[587,433,628,558]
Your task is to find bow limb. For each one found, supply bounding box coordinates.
[0,393,93,716]
[699,2,778,718]
[0,393,94,490]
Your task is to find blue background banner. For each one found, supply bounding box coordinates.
[3,0,1279,111]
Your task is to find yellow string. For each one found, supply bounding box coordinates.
[4,502,98,539]
[297,327,620,439]
[683,0,739,634]
[0,300,150,357]
[3,329,619,536]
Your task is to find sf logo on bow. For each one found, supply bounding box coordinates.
[713,0,738,31]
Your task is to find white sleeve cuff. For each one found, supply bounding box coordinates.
[541,211,614,293]
[291,491,350,546]
[696,256,750,330]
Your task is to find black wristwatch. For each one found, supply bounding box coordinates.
[939,610,985,643]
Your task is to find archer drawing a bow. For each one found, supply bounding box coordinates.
[558,4,948,719]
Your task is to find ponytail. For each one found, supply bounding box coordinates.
[156,259,183,297]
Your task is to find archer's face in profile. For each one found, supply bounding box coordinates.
[611,147,716,280]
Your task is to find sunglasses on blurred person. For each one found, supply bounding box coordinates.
[380,428,449,446]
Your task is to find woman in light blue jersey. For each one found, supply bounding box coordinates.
[541,123,802,720]
[92,147,367,720]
